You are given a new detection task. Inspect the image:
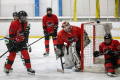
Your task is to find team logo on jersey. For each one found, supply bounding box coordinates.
[103,47,112,52]
[67,36,77,43]
[17,30,24,37]
[47,21,53,27]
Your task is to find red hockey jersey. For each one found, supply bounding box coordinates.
[9,20,27,42]
[99,40,120,60]
[57,26,81,47]
[42,14,58,33]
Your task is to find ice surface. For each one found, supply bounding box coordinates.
[0,38,120,80]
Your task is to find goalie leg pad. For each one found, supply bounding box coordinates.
[69,42,81,69]
[63,45,74,69]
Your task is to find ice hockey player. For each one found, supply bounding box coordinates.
[4,12,32,72]
[93,34,120,77]
[4,11,35,75]
[4,12,18,72]
[55,22,90,71]
[42,7,58,57]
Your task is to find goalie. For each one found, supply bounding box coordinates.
[93,34,120,77]
[55,22,90,71]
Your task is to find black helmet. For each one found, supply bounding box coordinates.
[18,11,27,19]
[46,7,52,12]
[104,34,112,39]
[13,12,18,17]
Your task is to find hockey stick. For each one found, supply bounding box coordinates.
[26,31,54,47]
[57,57,64,73]
[0,38,25,58]
[95,51,120,57]
[0,46,14,58]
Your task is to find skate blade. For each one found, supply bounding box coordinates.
[6,73,9,76]
[43,54,49,57]
[28,72,35,75]
[57,68,64,73]
[4,69,12,73]
[107,73,117,77]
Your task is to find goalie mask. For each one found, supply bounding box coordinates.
[18,11,28,23]
[61,22,71,32]
[104,34,112,46]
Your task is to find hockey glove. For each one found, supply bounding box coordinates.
[53,25,58,32]
[25,27,30,35]
[59,48,64,57]
[105,50,117,56]
[44,31,48,36]
[12,40,18,48]
[93,51,100,57]
[26,43,32,52]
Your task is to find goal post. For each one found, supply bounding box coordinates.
[81,22,112,72]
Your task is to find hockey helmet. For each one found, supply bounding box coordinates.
[104,34,112,40]
[18,11,27,19]
[13,12,18,17]
[46,7,52,12]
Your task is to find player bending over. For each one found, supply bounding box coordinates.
[94,34,120,77]
[4,11,35,75]
[55,22,90,71]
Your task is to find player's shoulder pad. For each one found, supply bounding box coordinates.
[11,20,18,24]
[71,25,80,30]
[57,29,64,36]
[43,14,47,18]
[99,42,105,47]
[112,39,119,43]
[52,14,56,16]
[52,14,58,18]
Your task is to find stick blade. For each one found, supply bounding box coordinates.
[57,68,64,73]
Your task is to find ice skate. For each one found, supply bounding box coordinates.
[72,64,81,72]
[43,52,49,57]
[4,67,10,75]
[4,62,13,72]
[27,68,35,75]
[107,72,117,77]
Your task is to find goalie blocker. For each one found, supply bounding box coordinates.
[55,22,90,72]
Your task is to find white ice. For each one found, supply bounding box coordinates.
[0,38,120,80]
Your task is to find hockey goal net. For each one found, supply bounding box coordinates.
[81,22,113,72]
